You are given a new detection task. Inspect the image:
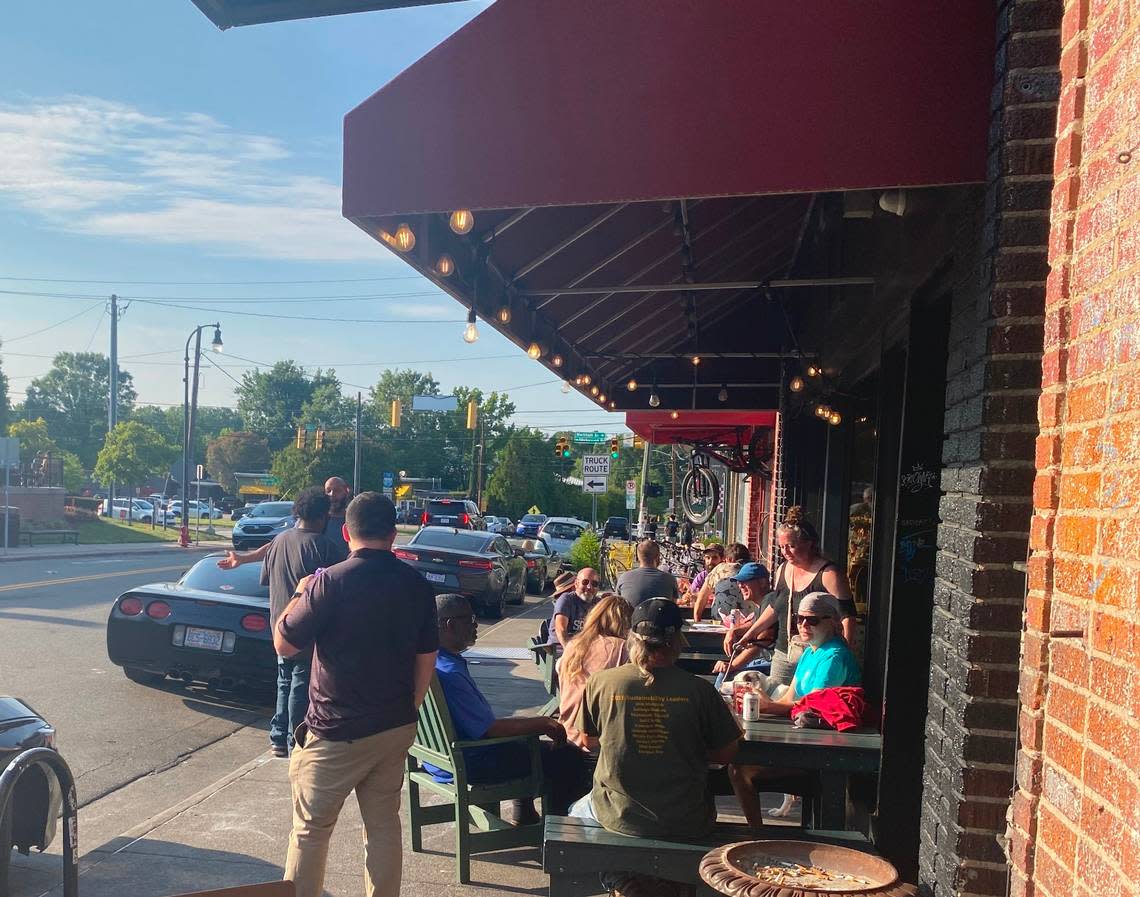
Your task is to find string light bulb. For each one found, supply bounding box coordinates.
[449,209,474,235]
[649,390,661,408]
[590,385,600,397]
[789,375,805,392]
[551,354,563,368]
[670,410,680,420]
[462,308,479,344]
[828,411,842,426]
[806,364,822,378]
[435,254,455,277]
[691,354,701,366]
[574,375,584,386]
[393,223,416,252]
[527,341,542,360]
[815,404,830,418]
[718,384,728,403]
[582,374,592,386]
[626,378,638,392]
[497,304,511,324]
[598,392,607,403]
[608,400,616,410]
[561,381,571,394]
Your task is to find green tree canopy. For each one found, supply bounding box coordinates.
[129,405,243,461]
[484,429,568,519]
[236,362,347,451]
[206,431,271,493]
[6,418,85,491]
[23,352,136,467]
[270,431,391,498]
[0,347,9,433]
[93,421,177,490]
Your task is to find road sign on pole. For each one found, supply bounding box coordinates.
[626,493,637,509]
[582,455,611,477]
[582,476,608,494]
[625,479,637,495]
[573,431,606,444]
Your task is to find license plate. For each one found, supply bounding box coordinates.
[438,517,455,524]
[425,572,446,584]
[183,626,224,651]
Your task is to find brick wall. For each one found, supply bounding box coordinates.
[1009,1,1140,895]
[918,2,1061,895]
[3,487,67,524]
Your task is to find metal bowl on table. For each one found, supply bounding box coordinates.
[699,840,908,896]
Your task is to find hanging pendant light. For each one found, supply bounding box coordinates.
[393,223,416,252]
[435,254,455,277]
[449,209,474,235]
[527,341,542,359]
[626,378,638,392]
[462,308,479,344]
[551,354,564,368]
[717,384,728,403]
[561,381,571,394]
[789,375,805,392]
[497,303,512,324]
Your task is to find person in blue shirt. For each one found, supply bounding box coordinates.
[428,593,587,823]
[727,592,861,830]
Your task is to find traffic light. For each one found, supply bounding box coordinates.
[554,435,571,458]
[610,437,620,459]
[554,436,564,458]
[295,427,305,449]
[314,429,325,450]
[466,399,478,430]
[632,434,644,450]
[390,399,402,428]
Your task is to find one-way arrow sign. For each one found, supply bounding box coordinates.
[582,476,608,494]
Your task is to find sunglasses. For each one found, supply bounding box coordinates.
[796,615,826,626]
[579,579,601,587]
[441,614,477,626]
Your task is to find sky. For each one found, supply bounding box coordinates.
[0,0,623,436]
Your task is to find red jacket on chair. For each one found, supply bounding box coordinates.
[790,686,867,731]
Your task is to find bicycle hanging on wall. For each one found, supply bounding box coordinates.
[675,425,773,525]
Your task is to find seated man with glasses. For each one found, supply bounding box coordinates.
[426,593,587,823]
[547,568,602,648]
[726,592,861,830]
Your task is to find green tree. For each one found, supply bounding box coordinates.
[206,431,271,493]
[129,405,243,461]
[6,418,85,492]
[93,422,177,491]
[485,429,567,519]
[0,347,9,433]
[24,352,136,467]
[236,362,347,451]
[270,431,391,498]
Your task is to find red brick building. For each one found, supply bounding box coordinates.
[192,2,1140,894]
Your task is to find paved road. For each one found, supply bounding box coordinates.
[0,544,553,812]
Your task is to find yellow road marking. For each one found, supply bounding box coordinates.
[0,564,190,593]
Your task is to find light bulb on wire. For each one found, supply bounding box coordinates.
[393,223,416,252]
[462,308,479,344]
[551,354,563,368]
[789,375,805,392]
[718,384,728,403]
[649,390,660,408]
[561,381,571,394]
[691,355,701,366]
[497,304,511,324]
[582,374,591,386]
[828,411,842,426]
[449,209,474,235]
[670,410,680,420]
[527,342,542,360]
[627,378,638,392]
[435,254,455,277]
[806,364,822,378]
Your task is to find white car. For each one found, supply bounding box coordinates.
[537,516,591,561]
[166,500,225,520]
[101,498,155,522]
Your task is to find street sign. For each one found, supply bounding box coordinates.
[573,431,606,444]
[196,464,205,480]
[582,476,608,494]
[626,493,637,509]
[625,479,637,495]
[528,505,541,514]
[0,437,19,469]
[383,471,394,488]
[582,455,611,477]
[260,476,280,486]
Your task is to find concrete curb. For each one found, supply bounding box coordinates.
[0,543,232,564]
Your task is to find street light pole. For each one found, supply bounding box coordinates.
[181,323,223,548]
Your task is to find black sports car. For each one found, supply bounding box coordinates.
[106,555,275,692]
[393,527,526,618]
[1,697,60,896]
[505,535,561,593]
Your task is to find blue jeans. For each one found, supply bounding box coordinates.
[270,654,310,750]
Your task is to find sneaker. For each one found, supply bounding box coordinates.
[271,744,289,758]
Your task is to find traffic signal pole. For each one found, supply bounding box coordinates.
[637,435,650,533]
[353,392,362,495]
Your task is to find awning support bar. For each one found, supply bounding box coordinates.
[518,276,874,296]
[510,203,628,282]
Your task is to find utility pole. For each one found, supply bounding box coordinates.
[353,392,362,494]
[106,294,118,517]
[476,415,486,509]
[637,436,650,533]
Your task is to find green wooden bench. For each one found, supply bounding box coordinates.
[19,529,80,546]
[528,636,560,716]
[543,815,873,896]
[406,677,548,884]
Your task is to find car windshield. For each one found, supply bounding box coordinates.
[427,501,466,513]
[521,515,545,524]
[179,558,269,599]
[249,502,294,518]
[543,523,583,539]
[413,530,491,552]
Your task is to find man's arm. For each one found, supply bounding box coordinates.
[723,603,777,655]
[218,542,270,569]
[273,573,315,657]
[553,613,571,645]
[413,651,437,708]
[484,716,566,745]
[707,737,740,764]
[820,567,857,644]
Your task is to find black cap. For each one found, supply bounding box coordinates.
[631,597,684,645]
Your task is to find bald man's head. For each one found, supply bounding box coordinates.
[324,477,351,513]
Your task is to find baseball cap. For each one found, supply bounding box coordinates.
[731,561,770,583]
[798,592,841,619]
[631,598,684,645]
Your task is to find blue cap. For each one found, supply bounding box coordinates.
[731,561,770,583]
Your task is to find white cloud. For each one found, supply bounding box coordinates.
[0,96,383,261]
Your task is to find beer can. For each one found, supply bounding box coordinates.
[742,689,761,722]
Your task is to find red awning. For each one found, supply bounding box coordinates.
[343,0,992,219]
[625,411,777,447]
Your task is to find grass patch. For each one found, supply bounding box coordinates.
[75,518,187,544]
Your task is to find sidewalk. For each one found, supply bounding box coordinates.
[11,598,558,897]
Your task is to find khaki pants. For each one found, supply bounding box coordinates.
[285,722,417,897]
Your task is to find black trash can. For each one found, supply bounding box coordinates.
[1,507,20,547]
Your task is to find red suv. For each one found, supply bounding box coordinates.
[421,499,485,530]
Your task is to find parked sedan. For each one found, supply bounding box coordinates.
[505,536,561,592]
[0,697,61,897]
[393,527,526,618]
[484,515,515,534]
[105,555,274,692]
[230,500,295,550]
[515,513,547,537]
[538,517,591,560]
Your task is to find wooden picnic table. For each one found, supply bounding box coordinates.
[734,715,881,831]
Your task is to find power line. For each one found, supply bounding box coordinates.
[3,303,104,343]
[0,287,445,303]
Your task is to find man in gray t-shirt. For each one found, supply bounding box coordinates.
[616,540,679,608]
[259,487,347,756]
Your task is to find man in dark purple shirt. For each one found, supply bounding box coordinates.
[274,492,437,897]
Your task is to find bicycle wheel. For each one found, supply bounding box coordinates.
[680,466,720,525]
